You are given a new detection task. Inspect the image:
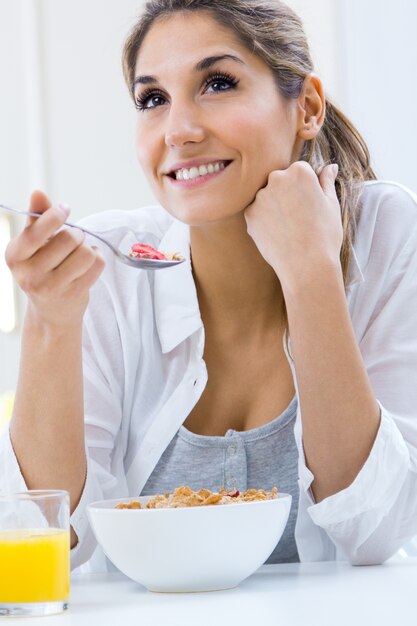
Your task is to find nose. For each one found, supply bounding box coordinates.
[165,102,206,148]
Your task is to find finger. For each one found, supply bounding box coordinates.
[28,227,86,274]
[318,164,339,197]
[66,248,106,293]
[50,244,105,287]
[13,205,71,262]
[27,190,53,226]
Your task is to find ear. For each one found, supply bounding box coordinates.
[296,73,326,140]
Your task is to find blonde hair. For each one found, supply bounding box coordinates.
[122,0,377,288]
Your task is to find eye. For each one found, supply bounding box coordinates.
[135,89,167,112]
[203,71,239,94]
[134,71,239,111]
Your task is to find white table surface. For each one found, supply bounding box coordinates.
[12,557,417,626]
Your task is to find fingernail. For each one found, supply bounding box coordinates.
[331,164,339,178]
[58,203,71,217]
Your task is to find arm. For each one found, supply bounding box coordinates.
[1,281,128,569]
[245,167,417,562]
[301,216,417,563]
[245,162,380,500]
[283,260,380,502]
[5,191,104,548]
[10,316,85,549]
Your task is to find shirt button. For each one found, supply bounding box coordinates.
[227,445,236,455]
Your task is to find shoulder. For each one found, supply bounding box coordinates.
[360,180,417,220]
[355,180,417,269]
[358,180,417,236]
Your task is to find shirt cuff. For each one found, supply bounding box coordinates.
[0,427,28,491]
[70,452,103,570]
[298,401,410,528]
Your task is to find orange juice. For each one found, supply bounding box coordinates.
[0,528,70,603]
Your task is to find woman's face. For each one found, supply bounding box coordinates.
[133,11,303,225]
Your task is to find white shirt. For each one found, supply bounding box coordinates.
[1,180,417,572]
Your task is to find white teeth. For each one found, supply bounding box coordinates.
[174,161,227,180]
[189,167,199,179]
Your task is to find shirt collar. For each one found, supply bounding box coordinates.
[154,218,365,353]
[153,218,202,354]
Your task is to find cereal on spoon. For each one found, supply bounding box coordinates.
[129,243,184,261]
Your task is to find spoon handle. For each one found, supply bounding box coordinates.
[0,202,184,269]
[0,203,126,259]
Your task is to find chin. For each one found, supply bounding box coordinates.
[161,201,242,226]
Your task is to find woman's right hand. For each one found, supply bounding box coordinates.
[5,190,105,329]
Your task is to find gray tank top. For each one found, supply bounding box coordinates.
[141,396,300,563]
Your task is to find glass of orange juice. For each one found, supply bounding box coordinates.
[0,490,70,617]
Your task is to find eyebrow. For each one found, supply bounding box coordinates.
[132,54,244,90]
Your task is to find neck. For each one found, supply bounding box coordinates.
[190,213,285,338]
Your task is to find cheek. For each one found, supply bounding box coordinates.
[221,105,292,172]
[135,123,158,176]
[218,107,259,148]
[135,132,149,171]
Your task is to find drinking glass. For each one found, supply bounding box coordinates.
[0,490,70,617]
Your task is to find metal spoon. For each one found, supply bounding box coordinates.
[0,204,185,269]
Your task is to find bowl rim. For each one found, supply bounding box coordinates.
[88,492,292,513]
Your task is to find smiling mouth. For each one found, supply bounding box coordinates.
[167,160,232,181]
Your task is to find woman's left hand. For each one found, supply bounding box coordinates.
[244,161,343,290]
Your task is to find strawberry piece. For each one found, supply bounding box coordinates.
[227,490,240,498]
[130,243,167,260]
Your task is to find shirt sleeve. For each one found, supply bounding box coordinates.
[297,201,417,565]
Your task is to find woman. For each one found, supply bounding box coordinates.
[2,0,417,570]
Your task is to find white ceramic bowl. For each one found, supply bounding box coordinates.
[87,492,292,593]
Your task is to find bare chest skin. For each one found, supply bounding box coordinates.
[183,329,295,436]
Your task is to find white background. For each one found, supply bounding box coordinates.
[0,0,416,393]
